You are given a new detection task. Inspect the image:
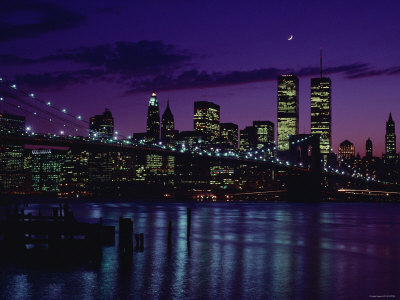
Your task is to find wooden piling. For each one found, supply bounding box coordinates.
[119,217,133,255]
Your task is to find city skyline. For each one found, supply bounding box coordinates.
[1,0,400,156]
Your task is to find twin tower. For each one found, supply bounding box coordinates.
[277,74,331,155]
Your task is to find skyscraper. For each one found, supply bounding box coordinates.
[194,101,220,142]
[385,113,396,155]
[89,108,114,140]
[161,101,175,142]
[220,123,238,150]
[366,138,373,159]
[311,52,331,158]
[240,126,257,151]
[253,121,274,149]
[146,92,160,142]
[277,75,299,151]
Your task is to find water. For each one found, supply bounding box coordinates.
[1,201,400,299]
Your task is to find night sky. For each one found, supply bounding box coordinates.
[1,0,400,156]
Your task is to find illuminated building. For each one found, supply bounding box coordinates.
[194,101,220,142]
[0,112,25,135]
[0,112,26,193]
[132,132,147,143]
[338,140,354,161]
[311,77,331,158]
[366,138,373,159]
[89,108,114,140]
[385,113,396,156]
[161,101,175,143]
[30,148,67,193]
[240,126,257,151]
[88,151,114,190]
[220,123,238,150]
[146,92,160,142]
[210,163,235,190]
[0,145,26,193]
[177,131,207,150]
[277,75,299,151]
[253,121,274,149]
[59,150,89,197]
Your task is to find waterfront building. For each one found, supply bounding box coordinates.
[146,92,160,142]
[194,101,220,142]
[0,145,26,193]
[30,148,67,193]
[0,112,25,135]
[59,150,89,197]
[89,108,114,140]
[277,75,299,151]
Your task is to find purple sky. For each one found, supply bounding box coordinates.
[1,0,399,156]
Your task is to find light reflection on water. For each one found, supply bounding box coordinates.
[1,202,400,299]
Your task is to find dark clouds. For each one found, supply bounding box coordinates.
[0,0,86,42]
[14,69,107,90]
[126,63,398,93]
[0,40,192,76]
[1,39,399,93]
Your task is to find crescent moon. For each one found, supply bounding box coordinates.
[288,35,293,41]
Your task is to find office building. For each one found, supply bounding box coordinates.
[277,75,299,151]
[220,123,238,150]
[253,121,274,149]
[338,140,354,161]
[194,101,220,142]
[385,113,396,156]
[146,92,160,142]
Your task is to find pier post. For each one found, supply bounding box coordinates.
[139,233,144,252]
[187,208,191,239]
[168,221,172,246]
[119,217,133,256]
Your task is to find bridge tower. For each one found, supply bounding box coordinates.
[287,134,322,201]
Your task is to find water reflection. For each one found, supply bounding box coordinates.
[1,202,400,299]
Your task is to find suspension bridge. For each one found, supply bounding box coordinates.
[0,76,398,200]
